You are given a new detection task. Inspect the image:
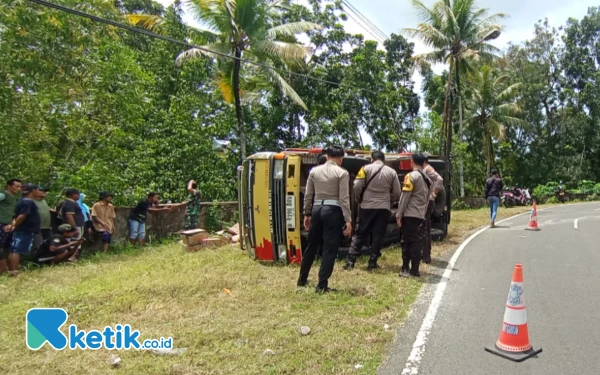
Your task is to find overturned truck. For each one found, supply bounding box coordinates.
[237,149,451,264]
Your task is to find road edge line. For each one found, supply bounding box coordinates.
[399,210,532,375]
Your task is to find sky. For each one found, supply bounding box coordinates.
[154,0,597,147]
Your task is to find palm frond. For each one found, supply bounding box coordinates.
[263,66,308,110]
[125,14,164,32]
[412,49,449,65]
[485,118,506,140]
[403,24,451,48]
[176,44,232,63]
[188,27,221,44]
[252,40,311,61]
[266,21,322,38]
[216,75,234,104]
[496,82,521,102]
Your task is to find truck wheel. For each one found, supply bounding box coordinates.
[433,185,446,217]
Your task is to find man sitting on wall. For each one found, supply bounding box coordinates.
[33,224,82,266]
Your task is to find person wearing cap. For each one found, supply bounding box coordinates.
[32,224,83,265]
[298,145,352,293]
[344,151,401,270]
[0,178,22,275]
[396,153,432,278]
[33,186,52,252]
[421,155,443,264]
[8,183,41,276]
[92,192,116,253]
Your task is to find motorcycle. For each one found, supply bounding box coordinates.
[501,188,533,208]
[555,186,567,203]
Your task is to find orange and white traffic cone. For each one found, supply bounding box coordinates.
[525,202,541,231]
[485,264,542,362]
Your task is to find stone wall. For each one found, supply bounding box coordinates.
[49,201,239,252]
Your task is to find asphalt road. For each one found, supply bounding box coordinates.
[380,202,600,375]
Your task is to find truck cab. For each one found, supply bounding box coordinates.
[237,149,451,263]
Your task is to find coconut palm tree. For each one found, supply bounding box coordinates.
[404,0,505,196]
[465,65,526,175]
[128,0,321,159]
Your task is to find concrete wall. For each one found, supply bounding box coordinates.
[49,201,239,252]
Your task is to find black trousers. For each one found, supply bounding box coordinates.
[421,201,434,262]
[401,217,424,274]
[299,205,344,289]
[349,208,390,258]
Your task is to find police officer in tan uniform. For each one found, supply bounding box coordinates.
[344,151,401,270]
[421,155,443,264]
[396,153,432,277]
[298,146,352,293]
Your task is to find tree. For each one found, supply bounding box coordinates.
[405,0,505,196]
[129,0,321,159]
[465,65,525,175]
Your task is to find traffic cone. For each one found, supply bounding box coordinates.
[485,264,542,362]
[525,202,541,231]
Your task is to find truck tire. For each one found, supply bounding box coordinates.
[433,185,446,218]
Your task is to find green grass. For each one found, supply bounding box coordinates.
[0,207,531,375]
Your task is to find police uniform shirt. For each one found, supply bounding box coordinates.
[354,161,401,211]
[303,161,352,223]
[396,170,432,220]
[424,165,443,201]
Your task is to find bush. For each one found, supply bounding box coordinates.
[546,196,559,204]
[594,183,600,195]
[205,201,223,233]
[578,180,596,194]
[533,182,558,197]
[586,194,600,202]
[452,199,468,210]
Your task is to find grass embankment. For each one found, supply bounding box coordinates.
[0,206,529,375]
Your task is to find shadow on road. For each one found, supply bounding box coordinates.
[430,258,449,269]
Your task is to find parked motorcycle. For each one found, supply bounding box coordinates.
[501,187,533,208]
[555,185,567,203]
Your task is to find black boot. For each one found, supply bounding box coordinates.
[343,254,357,270]
[367,255,380,270]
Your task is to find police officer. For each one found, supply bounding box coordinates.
[421,155,443,264]
[344,151,400,270]
[396,153,432,277]
[298,145,352,293]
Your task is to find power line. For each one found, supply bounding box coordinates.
[341,7,386,44]
[26,0,418,103]
[341,0,388,41]
[341,0,389,41]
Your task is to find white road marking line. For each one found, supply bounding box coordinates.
[400,210,531,375]
[595,208,600,211]
[574,219,579,229]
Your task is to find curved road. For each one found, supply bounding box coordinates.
[380,202,600,375]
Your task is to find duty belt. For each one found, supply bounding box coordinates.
[313,199,341,207]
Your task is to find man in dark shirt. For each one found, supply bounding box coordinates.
[129,192,172,247]
[33,224,82,265]
[8,183,41,276]
[484,169,504,228]
[60,189,85,239]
